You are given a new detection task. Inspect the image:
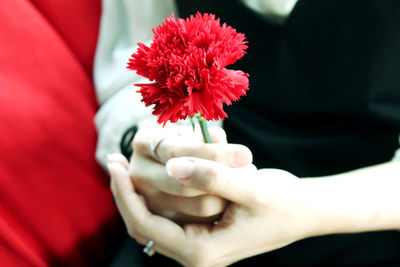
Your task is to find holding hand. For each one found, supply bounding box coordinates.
[125,124,252,223]
[108,154,315,267]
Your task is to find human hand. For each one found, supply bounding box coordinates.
[125,124,253,223]
[108,156,316,267]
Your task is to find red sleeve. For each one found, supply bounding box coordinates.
[0,0,123,266]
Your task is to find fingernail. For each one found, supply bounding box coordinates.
[166,158,195,181]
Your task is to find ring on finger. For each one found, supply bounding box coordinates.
[150,135,166,162]
[143,240,156,256]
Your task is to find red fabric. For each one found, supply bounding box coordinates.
[0,0,122,266]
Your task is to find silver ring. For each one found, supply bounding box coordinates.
[143,240,155,256]
[150,136,166,162]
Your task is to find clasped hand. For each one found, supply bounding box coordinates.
[108,126,312,266]
[124,125,253,224]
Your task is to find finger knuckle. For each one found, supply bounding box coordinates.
[165,145,177,159]
[207,148,219,161]
[132,137,147,153]
[203,168,219,192]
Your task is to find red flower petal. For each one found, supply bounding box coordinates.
[127,12,249,125]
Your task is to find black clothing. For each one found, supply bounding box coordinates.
[176,0,400,265]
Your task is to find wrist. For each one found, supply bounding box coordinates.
[280,177,332,240]
[297,165,400,238]
[296,177,348,238]
[298,176,372,237]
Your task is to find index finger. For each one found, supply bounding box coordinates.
[157,139,253,168]
[134,125,252,168]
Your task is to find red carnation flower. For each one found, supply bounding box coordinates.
[127,12,249,125]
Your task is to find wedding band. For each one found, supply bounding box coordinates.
[150,135,166,162]
[143,240,155,256]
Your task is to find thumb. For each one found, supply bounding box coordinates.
[166,157,253,205]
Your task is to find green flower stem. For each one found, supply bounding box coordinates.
[196,115,213,144]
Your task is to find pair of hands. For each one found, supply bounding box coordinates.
[108,125,313,266]
[125,125,253,224]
